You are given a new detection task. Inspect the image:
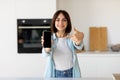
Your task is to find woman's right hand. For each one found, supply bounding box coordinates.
[41,36,51,53]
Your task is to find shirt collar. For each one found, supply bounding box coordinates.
[52,33,57,40]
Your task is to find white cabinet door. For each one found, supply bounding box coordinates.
[78,56,98,77]
[77,53,120,77]
[97,57,120,77]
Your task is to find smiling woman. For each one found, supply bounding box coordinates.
[41,10,84,78]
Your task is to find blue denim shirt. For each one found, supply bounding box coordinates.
[42,33,83,78]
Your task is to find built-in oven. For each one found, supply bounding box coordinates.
[17,19,51,53]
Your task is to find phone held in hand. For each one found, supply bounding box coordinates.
[43,31,51,48]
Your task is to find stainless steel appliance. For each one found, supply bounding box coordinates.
[17,19,51,53]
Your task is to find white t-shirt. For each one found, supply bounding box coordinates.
[53,37,73,70]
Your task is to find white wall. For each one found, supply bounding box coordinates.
[57,0,120,50]
[0,0,56,77]
[15,0,56,18]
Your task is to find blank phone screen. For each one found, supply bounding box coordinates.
[43,31,51,48]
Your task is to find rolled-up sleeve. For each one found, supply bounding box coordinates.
[73,41,84,50]
[42,48,51,57]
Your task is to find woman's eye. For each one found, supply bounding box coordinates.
[63,19,67,22]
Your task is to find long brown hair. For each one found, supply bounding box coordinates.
[51,10,72,34]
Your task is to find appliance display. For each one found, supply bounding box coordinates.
[17,19,51,53]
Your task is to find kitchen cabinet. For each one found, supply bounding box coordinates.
[77,52,120,78]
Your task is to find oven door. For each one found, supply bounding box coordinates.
[18,26,50,53]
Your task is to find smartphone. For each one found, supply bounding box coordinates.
[43,31,51,48]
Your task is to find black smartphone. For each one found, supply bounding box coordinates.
[43,31,51,48]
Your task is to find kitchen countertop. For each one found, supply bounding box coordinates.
[77,51,120,57]
[0,78,113,80]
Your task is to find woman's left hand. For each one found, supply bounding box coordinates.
[70,28,84,45]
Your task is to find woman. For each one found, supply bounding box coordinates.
[41,10,84,78]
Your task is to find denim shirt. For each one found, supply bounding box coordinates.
[42,33,83,78]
